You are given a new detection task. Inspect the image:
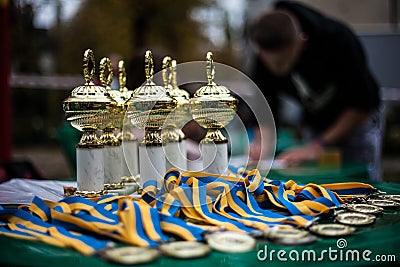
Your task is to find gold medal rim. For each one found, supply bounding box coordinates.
[206,231,256,253]
[335,212,376,226]
[309,223,355,237]
[367,199,400,208]
[267,228,310,240]
[386,195,400,202]
[104,246,158,264]
[346,203,384,214]
[160,241,210,259]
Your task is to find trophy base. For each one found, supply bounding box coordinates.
[179,138,188,171]
[117,128,137,142]
[77,129,103,148]
[139,144,166,188]
[201,129,227,144]
[202,142,228,175]
[142,129,163,145]
[75,189,107,198]
[76,147,105,192]
[100,127,121,146]
[104,182,124,190]
[107,184,138,196]
[103,145,123,185]
[165,140,186,171]
[121,140,139,178]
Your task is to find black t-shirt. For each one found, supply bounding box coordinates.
[251,1,380,132]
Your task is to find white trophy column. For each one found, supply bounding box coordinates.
[76,148,104,191]
[179,139,188,171]
[121,140,139,177]
[202,142,228,175]
[165,141,186,171]
[104,145,122,184]
[139,145,165,188]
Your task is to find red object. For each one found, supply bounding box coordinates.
[0,0,12,164]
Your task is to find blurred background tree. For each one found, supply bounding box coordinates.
[51,0,215,74]
[6,0,400,180]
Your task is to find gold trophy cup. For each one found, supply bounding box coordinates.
[98,57,127,192]
[63,49,115,196]
[161,57,191,171]
[126,50,177,187]
[117,60,140,187]
[189,52,238,175]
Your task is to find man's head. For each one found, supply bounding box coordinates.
[250,11,307,76]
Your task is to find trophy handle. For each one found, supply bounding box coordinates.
[206,51,215,85]
[145,50,154,84]
[118,60,126,90]
[83,49,95,84]
[100,57,113,88]
[162,56,172,88]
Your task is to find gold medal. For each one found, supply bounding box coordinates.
[206,231,256,253]
[346,203,383,214]
[103,246,158,265]
[367,199,400,208]
[384,195,400,203]
[265,228,317,245]
[335,212,375,226]
[309,223,356,237]
[266,228,310,240]
[160,241,210,259]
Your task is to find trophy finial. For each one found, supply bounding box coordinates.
[162,56,172,88]
[145,50,154,84]
[100,57,113,89]
[83,49,95,84]
[118,60,126,90]
[171,60,178,88]
[206,51,215,85]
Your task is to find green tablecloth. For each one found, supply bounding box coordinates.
[267,163,370,183]
[1,177,399,267]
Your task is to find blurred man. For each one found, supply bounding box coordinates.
[249,1,383,180]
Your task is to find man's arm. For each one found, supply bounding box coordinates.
[249,125,274,163]
[320,108,371,145]
[277,108,371,166]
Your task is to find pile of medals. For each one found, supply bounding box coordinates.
[2,167,400,265]
[301,191,400,241]
[104,191,400,265]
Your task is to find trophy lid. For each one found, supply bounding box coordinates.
[163,57,190,103]
[126,50,177,130]
[63,49,115,108]
[192,52,236,103]
[162,56,191,130]
[189,52,237,129]
[129,51,175,101]
[99,57,125,131]
[63,49,115,131]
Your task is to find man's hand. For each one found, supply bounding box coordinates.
[276,108,370,167]
[277,141,323,167]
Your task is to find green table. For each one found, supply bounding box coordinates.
[267,162,370,183]
[1,177,399,267]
